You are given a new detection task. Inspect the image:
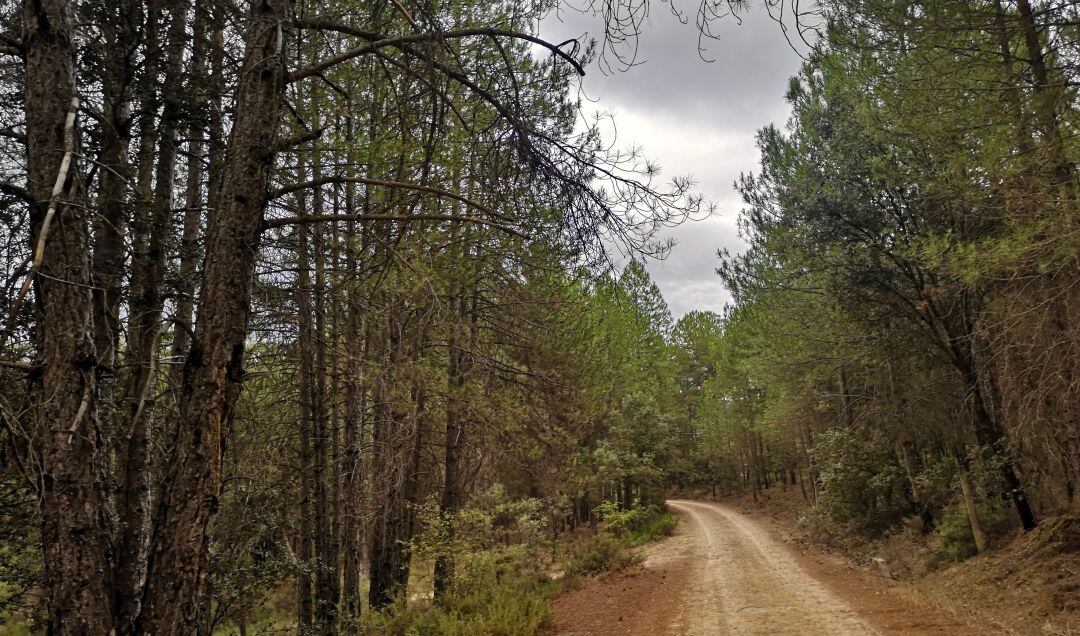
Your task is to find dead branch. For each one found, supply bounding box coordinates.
[270,175,506,220]
[265,213,526,238]
[290,24,585,82]
[0,97,79,352]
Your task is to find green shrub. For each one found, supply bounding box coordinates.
[351,544,553,636]
[564,532,641,577]
[932,495,1012,566]
[592,501,641,537]
[814,428,914,536]
[629,511,677,544]
[593,502,677,544]
[933,499,980,565]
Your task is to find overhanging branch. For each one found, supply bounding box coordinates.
[270,175,507,221]
[264,212,526,238]
[290,22,585,82]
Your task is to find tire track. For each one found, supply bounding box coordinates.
[667,499,877,635]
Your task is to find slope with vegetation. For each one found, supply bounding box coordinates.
[0,0,695,632]
[666,1,1079,632]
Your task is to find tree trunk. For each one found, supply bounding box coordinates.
[434,287,467,602]
[312,180,339,629]
[1014,0,1071,188]
[340,119,366,620]
[958,351,1037,530]
[956,457,987,554]
[22,0,114,631]
[367,393,408,609]
[138,1,294,630]
[295,206,315,631]
[368,310,425,609]
[837,365,854,428]
[90,0,137,372]
[115,3,189,629]
[169,0,212,392]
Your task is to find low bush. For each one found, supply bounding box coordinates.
[814,428,914,537]
[352,544,553,636]
[629,510,677,544]
[931,495,1012,567]
[593,502,678,544]
[564,532,641,577]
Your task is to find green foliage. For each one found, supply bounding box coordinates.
[593,502,677,544]
[933,500,982,566]
[354,545,553,636]
[564,532,641,577]
[814,428,913,536]
[630,511,678,544]
[0,522,39,629]
[561,502,673,578]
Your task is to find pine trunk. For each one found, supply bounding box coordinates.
[23,0,114,631]
[138,1,293,630]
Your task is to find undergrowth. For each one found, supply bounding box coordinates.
[337,501,676,635]
[353,547,554,636]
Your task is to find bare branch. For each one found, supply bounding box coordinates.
[0,32,22,55]
[270,175,505,220]
[290,22,585,82]
[0,360,40,373]
[264,213,526,238]
[270,127,325,154]
[0,181,32,204]
[1,97,79,352]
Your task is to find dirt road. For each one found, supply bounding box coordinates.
[551,499,992,635]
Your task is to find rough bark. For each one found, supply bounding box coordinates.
[1014,0,1071,188]
[295,201,315,630]
[434,222,469,601]
[114,3,190,629]
[311,160,339,631]
[340,120,365,620]
[22,0,114,631]
[89,0,137,372]
[955,344,1037,530]
[340,198,366,617]
[434,315,466,598]
[957,458,988,553]
[169,0,212,391]
[368,313,421,609]
[367,387,408,610]
[138,1,294,630]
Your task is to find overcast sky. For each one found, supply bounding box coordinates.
[539,4,805,318]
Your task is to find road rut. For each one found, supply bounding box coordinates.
[551,499,991,635]
[661,499,875,635]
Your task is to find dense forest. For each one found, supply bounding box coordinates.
[0,0,1076,634]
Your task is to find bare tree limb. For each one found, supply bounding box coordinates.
[0,360,40,373]
[0,181,33,203]
[0,32,22,52]
[0,97,79,352]
[265,213,526,238]
[290,23,585,82]
[270,175,507,220]
[270,127,325,154]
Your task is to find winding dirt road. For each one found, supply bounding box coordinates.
[551,499,993,635]
[659,500,876,634]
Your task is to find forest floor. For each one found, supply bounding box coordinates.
[548,498,1005,635]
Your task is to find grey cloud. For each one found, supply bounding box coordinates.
[540,3,804,129]
[647,216,746,317]
[538,3,801,318]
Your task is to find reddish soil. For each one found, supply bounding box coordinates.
[727,487,1080,635]
[549,499,1002,635]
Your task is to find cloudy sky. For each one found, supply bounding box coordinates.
[539,3,805,318]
